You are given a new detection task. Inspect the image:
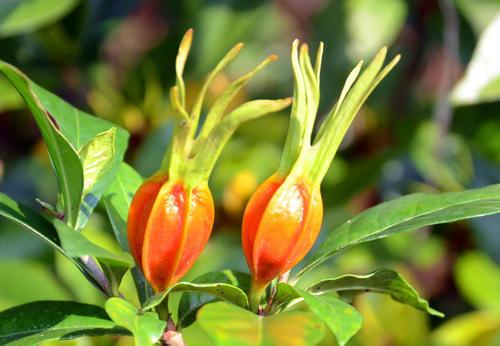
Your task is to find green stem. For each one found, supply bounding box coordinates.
[155,296,170,321]
[249,280,267,313]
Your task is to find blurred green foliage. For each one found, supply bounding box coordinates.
[1,0,500,345]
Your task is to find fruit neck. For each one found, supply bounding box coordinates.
[249,279,267,313]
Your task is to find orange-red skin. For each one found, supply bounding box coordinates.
[127,172,168,267]
[242,174,323,286]
[127,175,214,292]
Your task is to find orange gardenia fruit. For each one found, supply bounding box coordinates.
[242,174,323,287]
[128,176,214,292]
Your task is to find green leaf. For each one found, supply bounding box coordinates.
[130,267,153,308]
[143,279,249,312]
[197,302,325,346]
[295,288,363,346]
[0,61,129,229]
[182,322,215,346]
[102,163,150,303]
[103,163,143,252]
[177,270,251,327]
[53,219,134,269]
[297,183,500,279]
[0,192,59,246]
[455,251,500,312]
[452,15,500,105]
[0,301,128,345]
[272,282,301,311]
[0,0,78,38]
[0,61,83,227]
[105,297,166,346]
[29,83,129,229]
[307,269,443,317]
[0,192,104,292]
[77,128,116,229]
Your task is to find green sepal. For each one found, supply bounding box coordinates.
[310,47,400,183]
[165,30,291,188]
[276,41,400,186]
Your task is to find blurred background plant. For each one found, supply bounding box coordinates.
[1,0,500,345]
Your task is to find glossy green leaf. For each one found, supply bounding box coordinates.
[0,301,127,345]
[103,163,143,252]
[77,128,116,229]
[455,252,500,312]
[296,288,362,346]
[0,0,78,38]
[182,321,215,346]
[105,297,166,346]
[0,192,59,246]
[53,219,134,268]
[131,267,153,308]
[197,302,325,346]
[102,163,149,302]
[0,192,105,292]
[177,270,251,327]
[452,15,500,105]
[144,280,248,312]
[29,82,129,229]
[0,61,83,227]
[103,163,147,304]
[272,282,301,311]
[297,183,500,279]
[0,61,129,229]
[308,269,443,317]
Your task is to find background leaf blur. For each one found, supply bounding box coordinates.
[1,0,500,345]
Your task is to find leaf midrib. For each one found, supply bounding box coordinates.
[26,79,81,226]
